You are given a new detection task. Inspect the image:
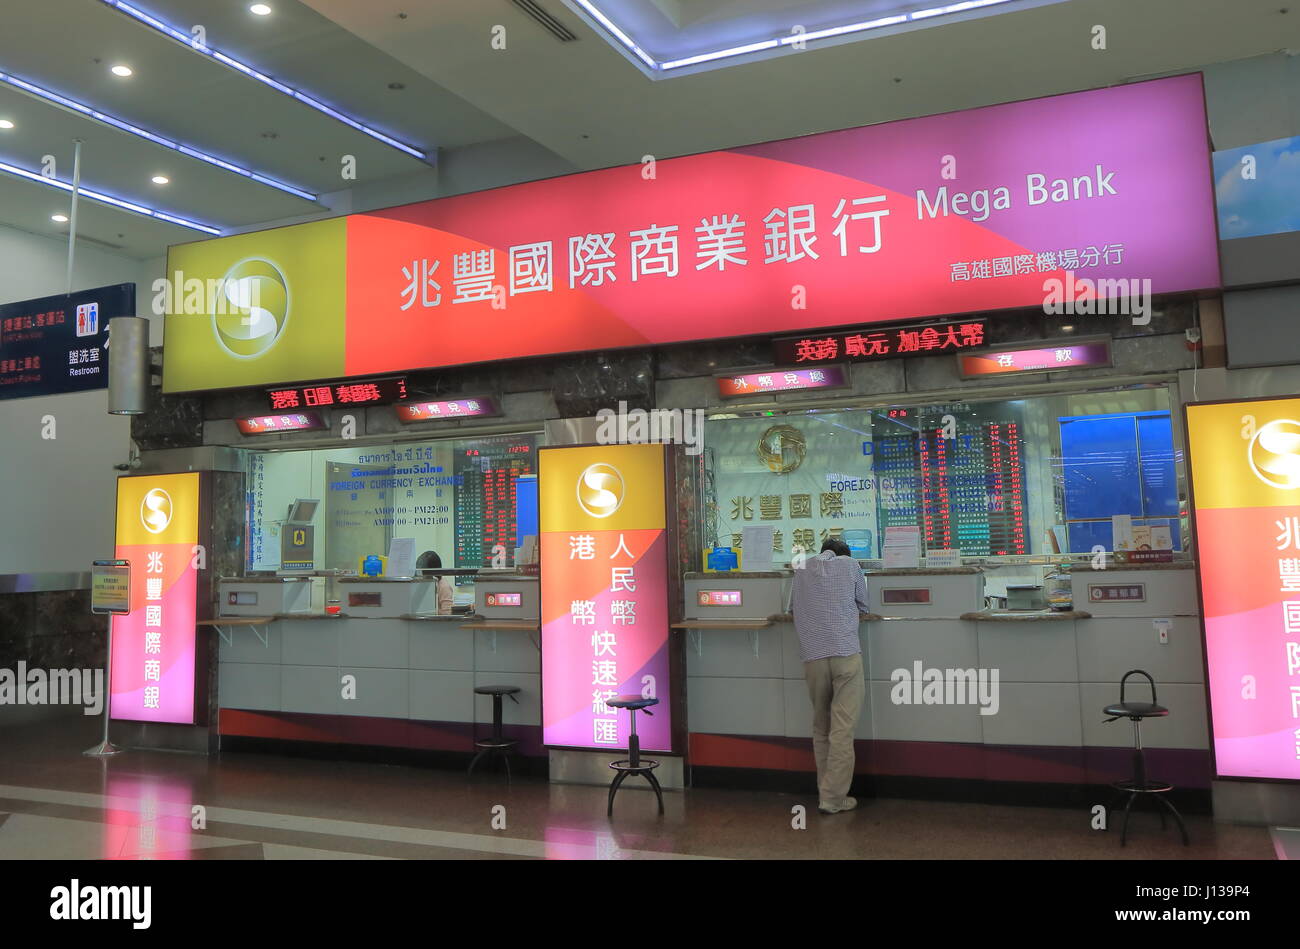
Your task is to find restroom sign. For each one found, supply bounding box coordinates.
[75,302,99,337]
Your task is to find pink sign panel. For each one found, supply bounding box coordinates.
[718,365,848,398]
[343,74,1220,377]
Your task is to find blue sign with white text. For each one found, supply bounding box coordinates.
[0,283,134,400]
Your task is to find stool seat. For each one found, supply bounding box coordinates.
[607,695,659,711]
[1103,701,1168,719]
[475,684,521,696]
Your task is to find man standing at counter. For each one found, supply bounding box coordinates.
[791,539,869,815]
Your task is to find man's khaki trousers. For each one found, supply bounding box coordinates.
[803,653,865,806]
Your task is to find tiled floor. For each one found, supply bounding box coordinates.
[0,712,1280,860]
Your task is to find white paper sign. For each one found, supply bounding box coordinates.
[386,537,417,579]
[926,548,962,568]
[741,526,774,571]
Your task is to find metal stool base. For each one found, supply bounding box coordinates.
[607,759,664,816]
[1112,781,1189,847]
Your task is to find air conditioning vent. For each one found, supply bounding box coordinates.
[510,0,578,42]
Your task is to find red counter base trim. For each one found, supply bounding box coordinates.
[219,709,545,757]
[688,733,1212,789]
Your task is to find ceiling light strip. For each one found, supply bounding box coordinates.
[0,69,317,202]
[580,0,1016,72]
[0,159,221,235]
[100,0,428,161]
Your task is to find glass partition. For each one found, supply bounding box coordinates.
[703,385,1183,564]
[244,432,541,606]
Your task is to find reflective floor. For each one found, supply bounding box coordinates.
[0,711,1283,860]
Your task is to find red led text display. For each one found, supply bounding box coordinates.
[267,376,408,410]
[774,320,987,366]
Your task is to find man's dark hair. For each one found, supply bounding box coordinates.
[821,538,851,558]
[416,550,442,570]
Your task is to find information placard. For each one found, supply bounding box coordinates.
[90,560,131,615]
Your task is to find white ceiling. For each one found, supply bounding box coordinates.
[0,0,1296,262]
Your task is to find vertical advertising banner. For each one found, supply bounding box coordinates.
[110,473,202,724]
[1186,398,1300,781]
[540,443,673,752]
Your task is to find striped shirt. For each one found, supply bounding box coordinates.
[790,551,869,662]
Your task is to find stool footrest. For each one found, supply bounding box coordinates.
[474,738,519,750]
[1114,779,1173,794]
[609,759,659,773]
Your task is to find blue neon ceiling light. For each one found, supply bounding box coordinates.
[571,0,1017,72]
[0,69,317,202]
[0,158,222,235]
[99,0,428,161]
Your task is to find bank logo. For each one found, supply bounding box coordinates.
[1248,418,1300,490]
[756,424,807,474]
[213,258,288,358]
[140,488,173,534]
[577,463,624,519]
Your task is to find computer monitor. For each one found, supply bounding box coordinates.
[286,498,319,525]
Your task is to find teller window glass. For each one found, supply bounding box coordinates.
[702,385,1184,568]
[243,433,542,606]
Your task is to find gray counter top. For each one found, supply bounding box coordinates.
[768,612,880,623]
[960,609,1093,621]
[219,576,314,583]
[684,571,791,579]
[870,567,983,575]
[1067,561,1194,571]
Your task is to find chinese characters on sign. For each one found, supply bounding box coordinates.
[267,376,408,410]
[948,244,1125,282]
[959,340,1111,377]
[773,320,987,366]
[394,197,892,314]
[110,473,202,724]
[717,366,848,399]
[540,444,673,752]
[0,284,132,400]
[1186,398,1300,781]
[395,397,502,423]
[235,412,328,435]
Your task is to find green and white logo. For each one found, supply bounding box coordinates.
[213,257,288,357]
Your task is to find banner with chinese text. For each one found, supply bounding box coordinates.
[110,472,201,724]
[539,444,672,752]
[1186,398,1300,781]
[164,75,1218,393]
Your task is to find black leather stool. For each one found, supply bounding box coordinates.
[1102,669,1188,846]
[469,684,520,782]
[605,695,664,817]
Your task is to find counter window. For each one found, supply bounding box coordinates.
[703,386,1183,562]
[244,433,541,597]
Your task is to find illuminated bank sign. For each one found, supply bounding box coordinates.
[1186,397,1300,781]
[539,443,673,752]
[110,472,202,724]
[163,75,1219,394]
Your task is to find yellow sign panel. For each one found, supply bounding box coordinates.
[538,442,667,534]
[1186,398,1300,511]
[115,472,201,548]
[162,217,347,393]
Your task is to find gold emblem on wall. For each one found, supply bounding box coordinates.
[756,425,806,474]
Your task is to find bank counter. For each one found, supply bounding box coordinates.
[681,562,1209,797]
[213,573,543,756]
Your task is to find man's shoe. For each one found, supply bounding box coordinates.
[818,797,858,814]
